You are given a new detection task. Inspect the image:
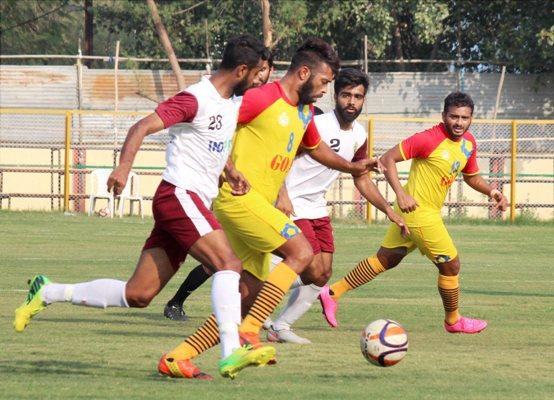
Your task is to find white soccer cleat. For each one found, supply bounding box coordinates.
[267,325,311,345]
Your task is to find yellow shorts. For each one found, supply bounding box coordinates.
[213,184,301,280]
[381,214,458,264]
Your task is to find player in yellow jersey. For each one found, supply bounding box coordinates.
[158,38,380,377]
[319,92,508,334]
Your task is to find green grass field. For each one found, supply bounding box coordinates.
[1,211,552,399]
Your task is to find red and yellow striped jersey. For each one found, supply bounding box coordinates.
[399,123,479,212]
[226,81,321,203]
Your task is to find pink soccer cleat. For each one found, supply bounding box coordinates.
[318,285,338,328]
[444,316,487,334]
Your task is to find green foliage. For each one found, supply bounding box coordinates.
[1,0,552,72]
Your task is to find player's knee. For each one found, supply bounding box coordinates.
[296,246,314,271]
[125,290,154,308]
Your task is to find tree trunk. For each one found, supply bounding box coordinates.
[146,0,185,91]
[260,0,273,48]
[391,8,404,72]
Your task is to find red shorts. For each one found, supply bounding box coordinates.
[143,180,221,271]
[294,217,335,254]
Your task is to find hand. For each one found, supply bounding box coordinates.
[226,168,250,196]
[351,157,386,177]
[490,189,508,212]
[276,191,295,217]
[397,192,419,213]
[386,209,410,237]
[107,165,130,196]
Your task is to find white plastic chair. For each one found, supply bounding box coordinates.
[117,171,144,218]
[88,169,114,218]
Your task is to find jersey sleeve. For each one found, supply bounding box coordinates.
[462,136,479,175]
[352,140,368,161]
[399,129,436,160]
[301,118,321,149]
[238,84,280,124]
[155,91,198,128]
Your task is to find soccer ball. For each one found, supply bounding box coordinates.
[97,206,111,218]
[360,319,408,367]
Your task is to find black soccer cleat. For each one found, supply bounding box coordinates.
[163,303,188,321]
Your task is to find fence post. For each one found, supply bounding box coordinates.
[366,118,374,223]
[510,120,517,223]
[64,112,72,212]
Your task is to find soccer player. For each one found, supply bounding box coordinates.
[266,68,408,343]
[157,38,380,377]
[13,35,276,380]
[319,92,509,334]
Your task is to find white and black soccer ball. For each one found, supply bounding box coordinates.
[360,319,408,367]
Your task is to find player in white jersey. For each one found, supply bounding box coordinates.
[13,35,276,380]
[266,68,408,343]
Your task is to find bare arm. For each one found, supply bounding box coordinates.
[107,113,165,195]
[380,145,418,213]
[275,183,294,217]
[222,157,250,195]
[307,141,381,176]
[463,174,508,211]
[354,174,409,236]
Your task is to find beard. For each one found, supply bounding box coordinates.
[233,75,251,97]
[298,76,317,104]
[336,104,362,123]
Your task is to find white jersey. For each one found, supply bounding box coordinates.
[159,76,239,208]
[285,111,368,220]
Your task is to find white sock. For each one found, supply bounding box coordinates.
[290,275,304,290]
[211,270,241,359]
[273,284,322,331]
[41,283,74,304]
[69,279,129,308]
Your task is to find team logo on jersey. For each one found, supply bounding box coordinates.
[441,150,450,160]
[297,105,312,129]
[461,139,472,159]
[450,160,461,174]
[280,223,300,239]
[278,112,290,127]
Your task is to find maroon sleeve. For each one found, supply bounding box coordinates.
[352,140,368,161]
[155,91,198,128]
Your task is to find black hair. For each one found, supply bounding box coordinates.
[334,68,369,95]
[443,92,474,114]
[220,34,268,70]
[266,49,274,69]
[289,37,340,76]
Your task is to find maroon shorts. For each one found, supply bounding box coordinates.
[294,217,335,254]
[143,180,221,271]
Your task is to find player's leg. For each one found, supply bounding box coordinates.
[164,264,212,321]
[319,220,412,327]
[239,232,313,344]
[13,245,177,332]
[411,219,487,334]
[160,268,275,379]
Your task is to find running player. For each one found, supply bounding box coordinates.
[13,35,275,380]
[267,68,408,343]
[319,91,508,333]
[158,38,380,377]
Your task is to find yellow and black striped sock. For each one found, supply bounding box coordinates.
[240,262,297,335]
[330,256,386,300]
[438,274,460,325]
[167,314,220,361]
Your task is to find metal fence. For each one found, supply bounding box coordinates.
[0,108,553,221]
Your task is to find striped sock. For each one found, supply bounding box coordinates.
[240,262,297,335]
[167,314,220,361]
[438,274,460,325]
[330,256,386,300]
